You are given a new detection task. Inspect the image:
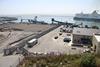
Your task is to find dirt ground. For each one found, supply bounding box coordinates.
[0,23,54,32]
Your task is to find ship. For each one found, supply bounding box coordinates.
[73,10,100,22]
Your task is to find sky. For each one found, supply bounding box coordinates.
[0,0,100,15]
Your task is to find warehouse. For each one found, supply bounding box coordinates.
[72,28,100,46]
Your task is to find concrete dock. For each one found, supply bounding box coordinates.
[28,26,85,54]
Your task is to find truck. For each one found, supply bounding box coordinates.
[27,38,38,48]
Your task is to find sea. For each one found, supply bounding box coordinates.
[10,15,100,28]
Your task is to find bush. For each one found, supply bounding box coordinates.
[80,53,96,67]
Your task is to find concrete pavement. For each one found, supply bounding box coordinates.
[0,54,24,67]
[28,26,85,54]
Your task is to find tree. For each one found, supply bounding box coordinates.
[80,53,96,67]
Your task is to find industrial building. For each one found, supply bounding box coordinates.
[72,28,100,46]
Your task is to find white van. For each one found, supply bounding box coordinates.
[27,38,38,48]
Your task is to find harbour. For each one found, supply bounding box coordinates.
[0,15,100,67]
[1,15,100,28]
[0,0,100,67]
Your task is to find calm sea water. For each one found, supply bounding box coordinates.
[15,15,100,28]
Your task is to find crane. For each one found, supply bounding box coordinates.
[51,18,73,26]
[51,18,67,25]
[20,16,47,24]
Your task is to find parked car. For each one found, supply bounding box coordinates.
[63,38,71,42]
[54,36,58,39]
[59,33,62,36]
[67,33,71,36]
[71,47,76,50]
[83,48,90,53]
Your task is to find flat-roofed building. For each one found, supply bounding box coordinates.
[93,34,100,55]
[72,28,100,46]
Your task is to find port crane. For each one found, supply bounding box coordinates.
[51,18,84,28]
[20,16,47,24]
[51,18,73,26]
[20,16,37,23]
[51,18,67,25]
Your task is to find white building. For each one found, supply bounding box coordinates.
[93,34,100,55]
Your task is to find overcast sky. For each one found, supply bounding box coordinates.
[0,0,100,15]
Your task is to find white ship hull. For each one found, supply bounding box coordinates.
[74,11,100,22]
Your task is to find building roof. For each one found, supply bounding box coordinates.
[0,54,24,67]
[94,34,100,42]
[73,28,100,36]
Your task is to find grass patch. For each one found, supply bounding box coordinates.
[18,53,100,67]
[18,54,81,67]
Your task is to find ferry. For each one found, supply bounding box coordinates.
[74,10,100,22]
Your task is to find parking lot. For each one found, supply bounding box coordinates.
[28,26,86,54]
